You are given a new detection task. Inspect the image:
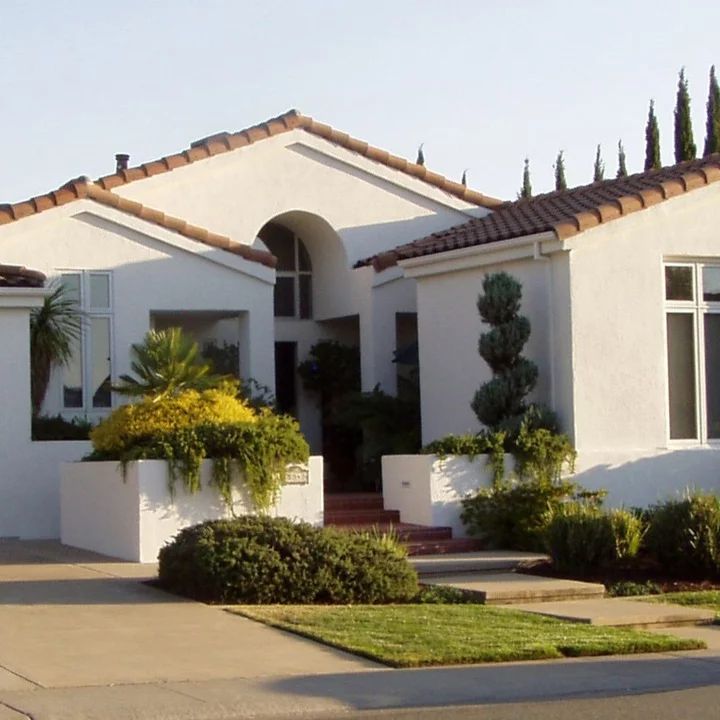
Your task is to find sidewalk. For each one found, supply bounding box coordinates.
[0,540,718,719]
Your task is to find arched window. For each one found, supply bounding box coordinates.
[260,223,312,319]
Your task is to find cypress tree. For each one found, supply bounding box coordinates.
[519,158,532,198]
[593,144,605,182]
[471,273,538,432]
[645,100,661,171]
[703,65,720,156]
[461,169,468,187]
[674,68,696,162]
[553,150,567,191]
[416,143,425,166]
[617,140,628,177]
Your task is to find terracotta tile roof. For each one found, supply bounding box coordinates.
[361,154,720,271]
[0,264,45,288]
[0,179,276,269]
[95,109,503,209]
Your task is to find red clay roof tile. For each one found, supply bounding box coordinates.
[0,264,45,288]
[0,177,275,269]
[359,154,720,270]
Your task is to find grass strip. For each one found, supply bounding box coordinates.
[230,604,703,668]
[647,591,720,621]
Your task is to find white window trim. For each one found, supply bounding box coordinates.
[664,261,720,446]
[59,270,114,413]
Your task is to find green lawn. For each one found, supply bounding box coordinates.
[649,591,720,621]
[230,604,703,668]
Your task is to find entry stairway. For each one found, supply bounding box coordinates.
[323,492,483,556]
[414,552,716,631]
[324,493,717,633]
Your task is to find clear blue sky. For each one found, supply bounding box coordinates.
[1,0,719,204]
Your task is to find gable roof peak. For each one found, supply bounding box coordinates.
[94,109,502,209]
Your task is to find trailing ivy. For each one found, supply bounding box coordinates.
[87,395,309,512]
[422,431,507,486]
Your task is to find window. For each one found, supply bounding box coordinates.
[61,272,113,410]
[261,223,312,319]
[665,262,720,441]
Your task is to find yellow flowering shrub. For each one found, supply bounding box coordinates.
[90,388,256,456]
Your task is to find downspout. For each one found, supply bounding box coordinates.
[532,240,556,412]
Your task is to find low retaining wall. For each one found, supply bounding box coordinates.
[382,449,720,539]
[61,457,323,563]
[381,454,510,537]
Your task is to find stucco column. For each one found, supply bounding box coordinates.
[359,298,398,395]
[239,303,275,393]
[0,289,46,445]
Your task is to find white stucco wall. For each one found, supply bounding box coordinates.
[402,182,720,506]
[61,457,323,563]
[382,454,502,537]
[114,130,485,270]
[567,183,720,452]
[411,255,553,444]
[0,289,92,538]
[110,130,481,398]
[0,204,274,422]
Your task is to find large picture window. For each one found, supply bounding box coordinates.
[61,271,113,410]
[665,263,720,441]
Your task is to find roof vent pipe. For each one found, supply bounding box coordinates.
[115,153,130,172]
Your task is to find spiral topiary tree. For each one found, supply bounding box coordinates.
[470,272,538,431]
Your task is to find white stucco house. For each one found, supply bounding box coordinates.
[366,154,720,507]
[0,109,500,539]
[1,107,720,541]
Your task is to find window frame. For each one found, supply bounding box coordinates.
[58,270,114,413]
[664,261,720,445]
[271,233,312,320]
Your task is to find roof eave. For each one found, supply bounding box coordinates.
[398,230,561,279]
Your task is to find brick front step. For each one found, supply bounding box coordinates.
[324,509,401,526]
[324,493,384,512]
[406,538,486,556]
[328,522,453,543]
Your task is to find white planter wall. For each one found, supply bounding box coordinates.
[381,454,509,537]
[61,457,323,563]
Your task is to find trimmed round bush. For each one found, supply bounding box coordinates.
[158,516,419,604]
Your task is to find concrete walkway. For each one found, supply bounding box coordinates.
[1,540,719,719]
[0,540,377,690]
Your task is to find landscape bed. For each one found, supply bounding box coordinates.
[230,604,703,667]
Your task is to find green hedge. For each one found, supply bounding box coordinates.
[158,516,419,604]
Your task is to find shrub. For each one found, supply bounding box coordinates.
[461,479,577,551]
[545,505,645,574]
[645,492,720,575]
[157,516,418,604]
[470,272,538,431]
[88,389,308,511]
[545,502,616,573]
[89,387,257,455]
[32,414,92,441]
[607,580,662,597]
[608,508,645,560]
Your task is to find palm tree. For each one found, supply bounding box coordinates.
[30,284,82,416]
[114,327,223,400]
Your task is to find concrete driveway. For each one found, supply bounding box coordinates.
[0,540,377,690]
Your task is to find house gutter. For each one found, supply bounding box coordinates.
[398,230,562,279]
